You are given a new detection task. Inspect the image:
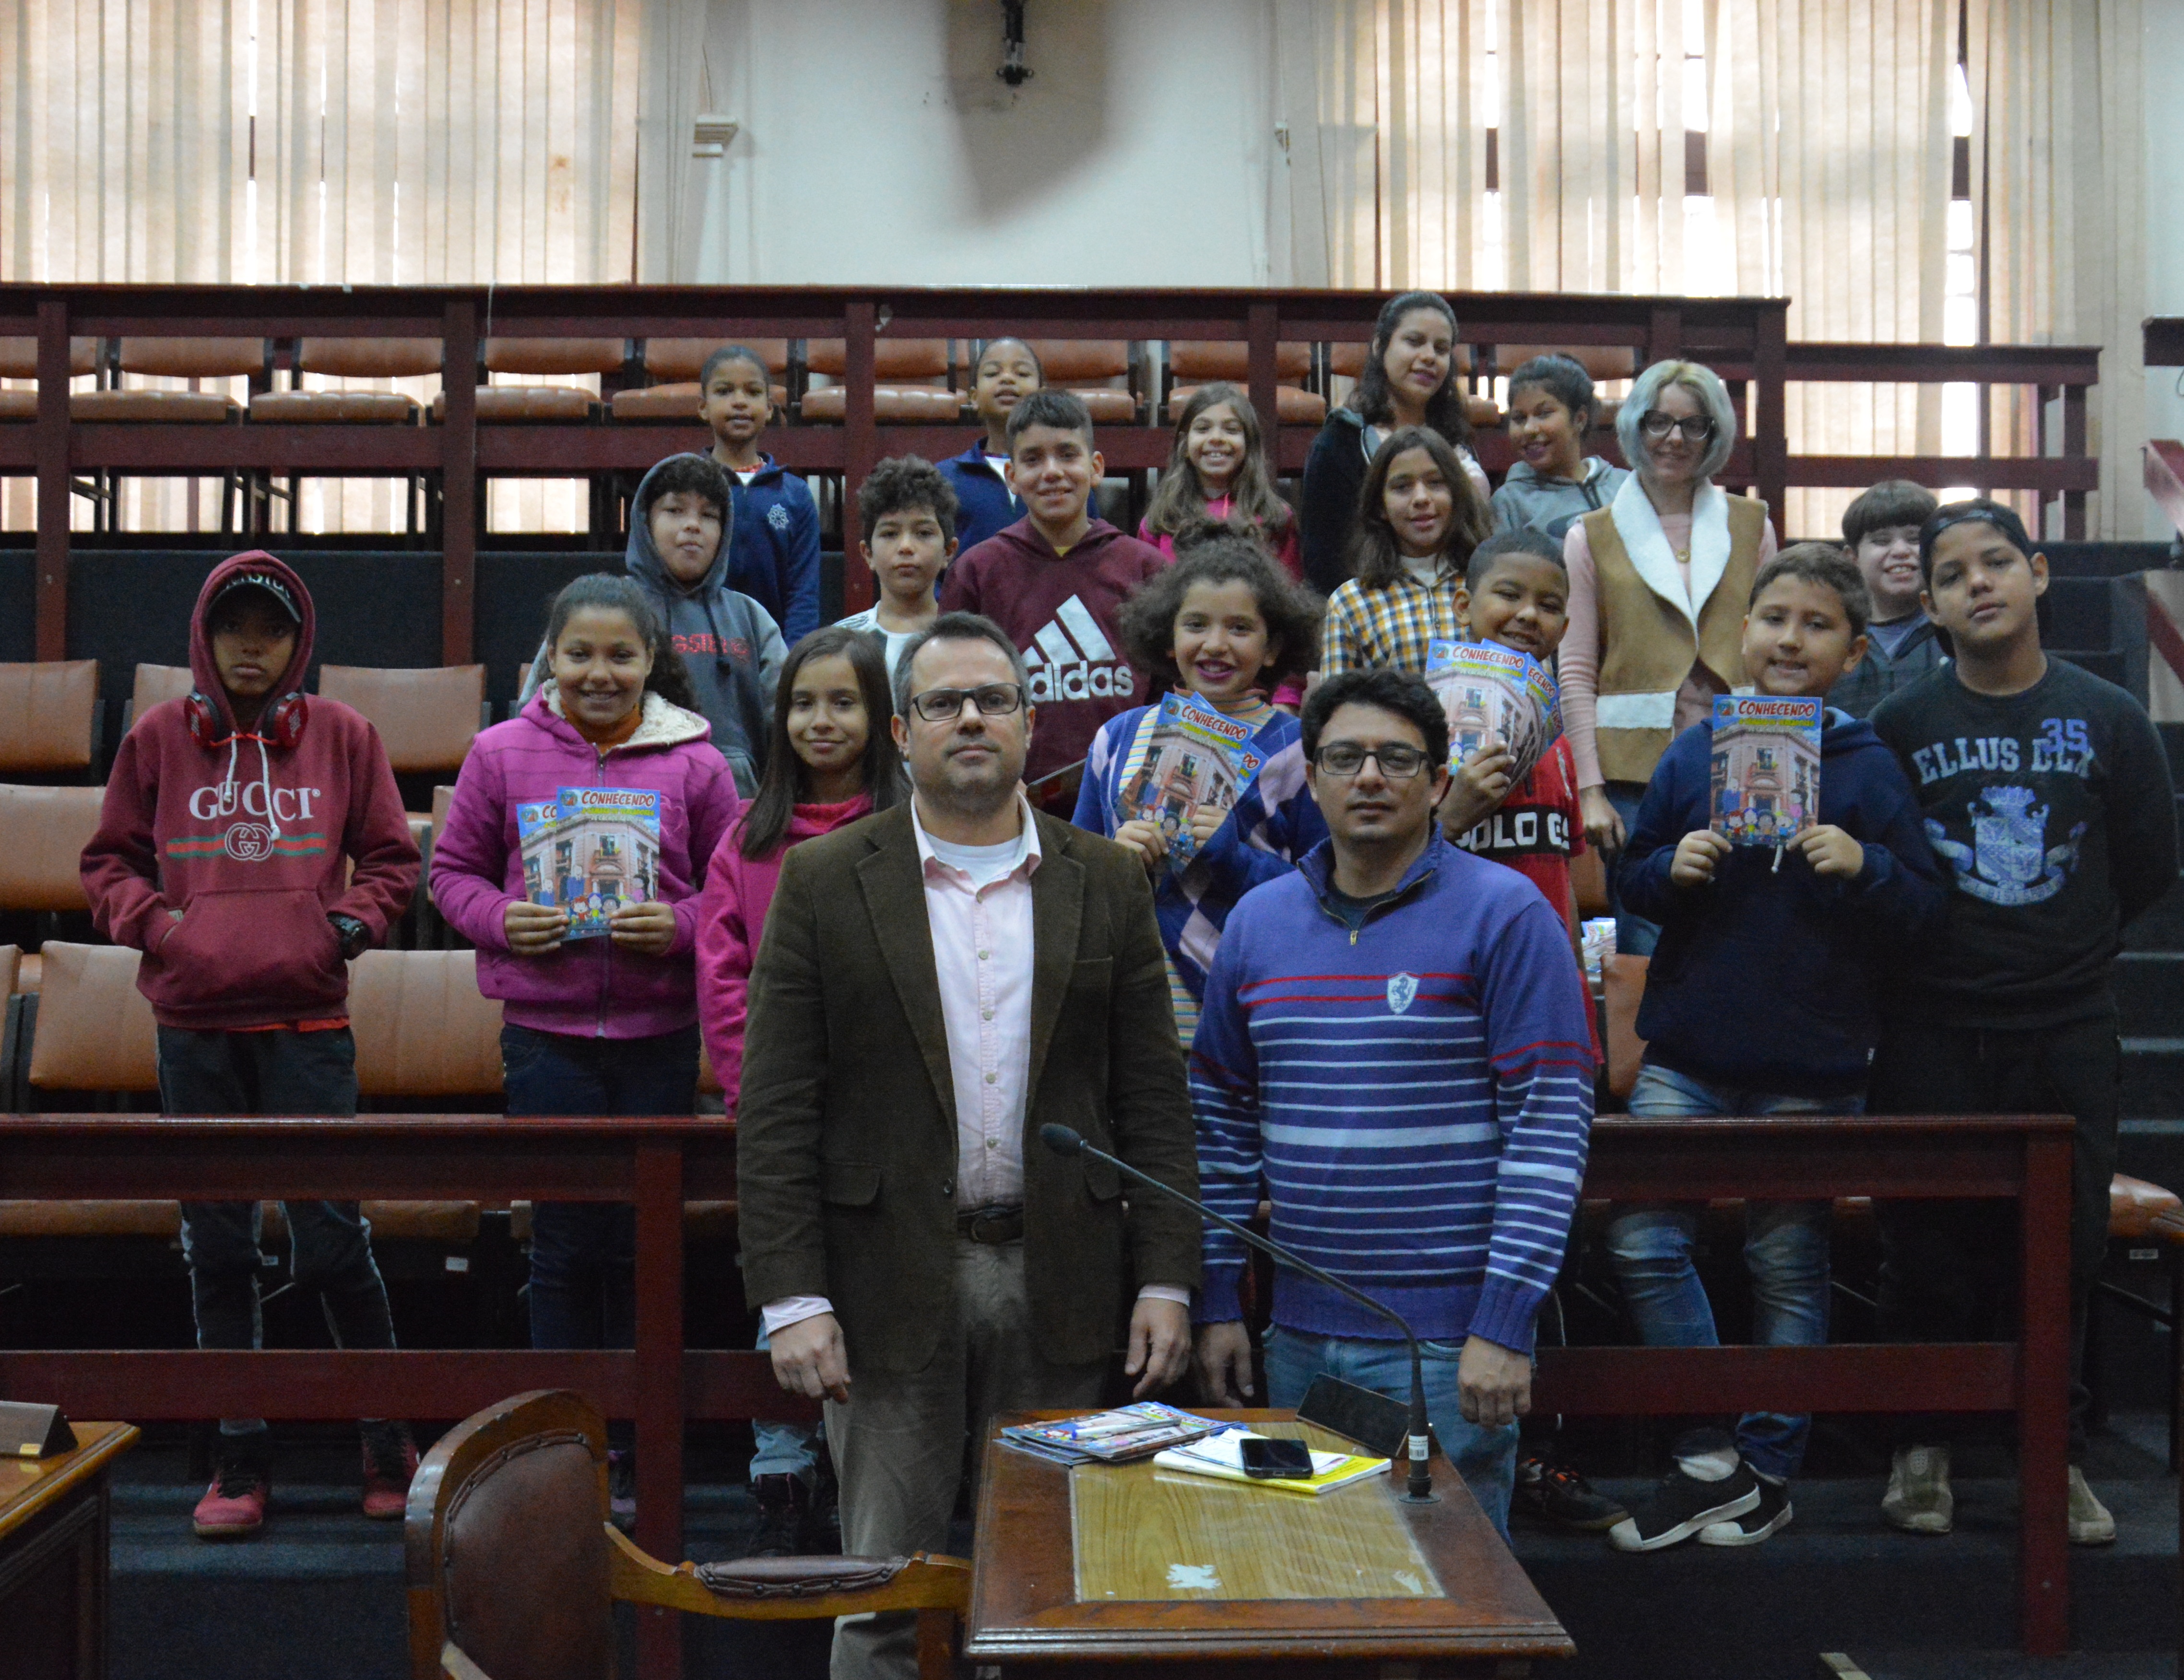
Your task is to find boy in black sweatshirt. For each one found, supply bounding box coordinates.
[1606,543,1944,1553]
[1866,501,2178,1547]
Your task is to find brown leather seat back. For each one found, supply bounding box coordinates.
[1570,847,1610,919]
[1330,340,1475,376]
[1495,343,1639,384]
[0,785,105,912]
[1601,953,1650,1106]
[28,943,158,1093]
[349,950,504,1099]
[481,339,626,377]
[117,338,268,379]
[0,338,100,378]
[0,661,99,772]
[296,338,446,380]
[1168,341,1313,383]
[317,666,485,775]
[131,663,197,723]
[0,945,18,998]
[644,338,789,382]
[1026,340,1129,383]
[805,339,950,381]
[436,1411,612,1680]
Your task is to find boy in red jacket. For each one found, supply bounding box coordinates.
[81,552,421,1541]
[939,388,1169,798]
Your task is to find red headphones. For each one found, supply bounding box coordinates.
[185,690,307,752]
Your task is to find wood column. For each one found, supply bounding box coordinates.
[440,298,479,664]
[34,300,71,662]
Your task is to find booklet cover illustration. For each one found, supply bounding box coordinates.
[1709,696,1822,846]
[1423,639,1563,785]
[1114,691,1266,867]
[516,787,662,939]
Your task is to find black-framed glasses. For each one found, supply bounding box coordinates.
[1638,410,1716,444]
[906,683,1027,724]
[1312,743,1430,779]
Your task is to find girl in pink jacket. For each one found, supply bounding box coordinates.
[694,623,905,1552]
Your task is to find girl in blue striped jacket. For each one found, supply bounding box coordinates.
[1071,531,1327,1040]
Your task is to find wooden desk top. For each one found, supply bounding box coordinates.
[966,1410,1572,1667]
[0,1422,137,1544]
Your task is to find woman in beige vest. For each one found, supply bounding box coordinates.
[1560,360,1777,954]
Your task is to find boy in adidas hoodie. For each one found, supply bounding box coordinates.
[81,552,421,1541]
[939,388,1169,794]
[1604,543,1943,1553]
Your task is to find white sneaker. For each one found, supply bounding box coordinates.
[1881,1444,1952,1535]
[2066,1466,2116,1546]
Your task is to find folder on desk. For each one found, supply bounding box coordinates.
[1151,1431,1387,1496]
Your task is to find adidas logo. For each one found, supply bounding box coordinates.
[1024,595,1136,703]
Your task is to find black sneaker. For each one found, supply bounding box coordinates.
[1514,1455,1628,1533]
[1607,1459,1761,1552]
[745,1472,811,1558]
[1699,1475,1792,1546]
[808,1449,841,1554]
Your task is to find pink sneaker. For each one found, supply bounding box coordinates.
[192,1454,270,1539]
[360,1422,419,1521]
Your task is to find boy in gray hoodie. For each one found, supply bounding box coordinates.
[1491,354,1630,543]
[526,454,785,793]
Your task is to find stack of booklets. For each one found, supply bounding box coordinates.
[998,1402,1228,1467]
[1709,695,1823,847]
[1112,691,1268,869]
[1151,1432,1389,1496]
[1423,639,1562,784]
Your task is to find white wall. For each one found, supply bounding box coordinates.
[2144,4,2184,541]
[688,0,1278,287]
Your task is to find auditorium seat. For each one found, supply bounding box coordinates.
[0,784,105,996]
[348,948,503,1103]
[432,338,625,423]
[249,337,443,423]
[1168,341,1324,424]
[409,1389,970,1680]
[1325,339,1499,426]
[317,665,489,778]
[1492,344,1639,384]
[801,337,962,423]
[0,661,101,774]
[25,942,157,1095]
[126,662,196,734]
[0,336,101,420]
[2090,1173,2184,1469]
[610,338,789,420]
[71,338,265,421]
[1027,340,1141,424]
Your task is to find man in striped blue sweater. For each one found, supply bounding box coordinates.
[1191,669,1596,1533]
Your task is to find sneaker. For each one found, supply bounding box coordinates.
[359,1422,419,1521]
[192,1443,271,1540]
[1699,1475,1793,1545]
[2067,1466,2116,1546]
[745,1472,811,1558]
[1607,1458,1761,1553]
[1881,1444,1952,1535]
[1514,1455,1628,1532]
[809,1450,841,1553]
[608,1449,637,1531]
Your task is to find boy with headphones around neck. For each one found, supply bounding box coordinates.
[83,552,422,1541]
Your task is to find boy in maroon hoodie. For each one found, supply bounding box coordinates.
[938,388,1168,797]
[81,552,421,1540]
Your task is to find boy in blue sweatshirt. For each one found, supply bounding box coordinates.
[1606,542,1943,1552]
[1191,669,1596,1535]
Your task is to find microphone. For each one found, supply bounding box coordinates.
[1040,1122,1437,1503]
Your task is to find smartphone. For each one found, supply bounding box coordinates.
[1239,1436,1317,1480]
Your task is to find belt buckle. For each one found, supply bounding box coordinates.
[964,1205,1019,1245]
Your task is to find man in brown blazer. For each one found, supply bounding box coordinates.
[737,611,1199,1680]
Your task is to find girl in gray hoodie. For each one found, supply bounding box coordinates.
[1492,354,1630,543]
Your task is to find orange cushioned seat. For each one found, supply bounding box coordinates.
[0,390,35,421]
[0,784,105,913]
[348,949,505,1101]
[251,338,441,424]
[0,336,101,381]
[26,942,158,1093]
[799,385,964,423]
[72,337,265,422]
[1026,340,1140,424]
[0,1201,182,1238]
[0,660,100,773]
[1493,343,1640,384]
[613,339,788,418]
[317,665,487,778]
[2111,1175,2184,1241]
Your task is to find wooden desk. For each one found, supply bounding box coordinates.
[0,1421,136,1680]
[966,1410,1572,1677]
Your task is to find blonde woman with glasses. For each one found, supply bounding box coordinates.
[1560,360,1777,955]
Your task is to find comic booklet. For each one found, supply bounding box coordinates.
[515,787,663,939]
[1709,696,1822,846]
[1423,639,1563,785]
[1113,691,1266,868]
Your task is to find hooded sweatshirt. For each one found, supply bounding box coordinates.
[693,792,874,1109]
[936,440,1023,555]
[938,515,1169,786]
[82,552,420,1030]
[522,455,786,798]
[1614,707,1946,1094]
[723,452,824,644]
[1491,457,1630,543]
[428,686,742,1040]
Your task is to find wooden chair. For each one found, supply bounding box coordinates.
[406,1389,969,1680]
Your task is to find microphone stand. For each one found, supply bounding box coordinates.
[1042,1124,1436,1503]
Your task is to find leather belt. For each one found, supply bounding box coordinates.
[956,1205,1025,1245]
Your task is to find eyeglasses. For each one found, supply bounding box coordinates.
[1312,743,1431,779]
[906,683,1027,724]
[1638,411,1717,444]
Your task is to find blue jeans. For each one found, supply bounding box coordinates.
[501,1022,698,1352]
[750,1322,823,1482]
[1603,1062,1843,1479]
[1262,1325,1521,1539]
[1604,781,1660,957]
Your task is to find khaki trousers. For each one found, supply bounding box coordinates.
[825,1237,1106,1680]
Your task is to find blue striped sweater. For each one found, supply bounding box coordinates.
[1190,835,1595,1352]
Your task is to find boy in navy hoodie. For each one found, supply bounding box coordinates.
[698,344,823,642]
[1605,542,1943,1553]
[81,553,422,1541]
